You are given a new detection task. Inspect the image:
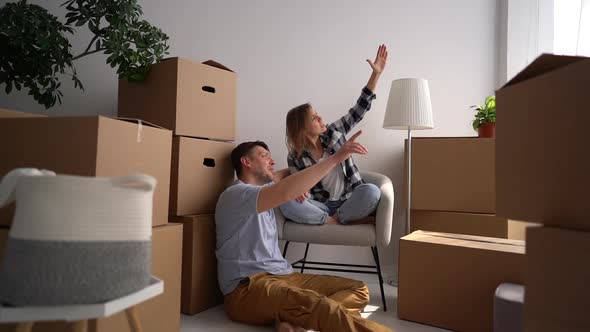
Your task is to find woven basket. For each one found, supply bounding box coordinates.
[0,169,155,305]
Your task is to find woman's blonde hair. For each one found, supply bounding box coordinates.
[286,103,312,158]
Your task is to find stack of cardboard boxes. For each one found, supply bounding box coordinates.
[0,56,236,330]
[398,138,526,331]
[408,137,537,239]
[496,54,590,332]
[408,137,509,237]
[118,57,236,316]
[398,53,590,332]
[0,111,182,332]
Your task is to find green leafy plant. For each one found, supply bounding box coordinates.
[0,1,79,108]
[471,95,496,131]
[62,0,169,82]
[0,0,170,109]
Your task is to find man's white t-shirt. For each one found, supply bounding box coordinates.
[215,180,293,295]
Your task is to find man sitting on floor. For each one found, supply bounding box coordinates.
[215,132,393,332]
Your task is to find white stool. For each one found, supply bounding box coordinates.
[0,277,163,332]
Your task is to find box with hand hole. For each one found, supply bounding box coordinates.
[170,136,235,216]
[118,58,236,141]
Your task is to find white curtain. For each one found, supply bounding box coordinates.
[503,0,589,84]
[554,0,590,56]
[504,0,554,83]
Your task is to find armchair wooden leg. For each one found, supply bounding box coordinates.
[15,322,33,332]
[125,306,143,332]
[71,320,87,332]
[300,243,310,273]
[371,246,387,312]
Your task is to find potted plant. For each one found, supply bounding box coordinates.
[0,0,169,109]
[471,95,496,138]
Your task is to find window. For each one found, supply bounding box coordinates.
[553,0,590,56]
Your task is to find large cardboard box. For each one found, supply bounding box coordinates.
[409,137,495,213]
[496,54,590,231]
[0,116,172,227]
[170,136,234,216]
[118,58,236,141]
[398,231,525,332]
[170,214,223,315]
[0,223,183,332]
[0,108,44,118]
[525,226,590,332]
[411,210,508,238]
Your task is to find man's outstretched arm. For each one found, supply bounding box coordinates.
[273,168,290,182]
[257,131,367,213]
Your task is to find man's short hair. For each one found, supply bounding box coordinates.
[231,141,270,177]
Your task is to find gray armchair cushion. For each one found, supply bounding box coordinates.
[284,223,375,246]
[276,171,394,247]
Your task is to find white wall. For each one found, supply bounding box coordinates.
[0,0,498,277]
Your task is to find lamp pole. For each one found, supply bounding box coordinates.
[406,127,412,235]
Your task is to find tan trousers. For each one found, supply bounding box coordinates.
[224,272,394,332]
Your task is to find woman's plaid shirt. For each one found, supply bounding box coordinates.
[287,86,377,203]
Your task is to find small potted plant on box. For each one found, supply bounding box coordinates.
[471,95,496,138]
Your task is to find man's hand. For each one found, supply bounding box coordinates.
[295,192,310,203]
[334,130,368,163]
[366,44,388,75]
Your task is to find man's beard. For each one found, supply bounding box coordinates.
[254,169,274,184]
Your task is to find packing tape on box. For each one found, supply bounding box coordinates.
[115,117,167,143]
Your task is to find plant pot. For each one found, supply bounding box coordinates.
[478,122,495,138]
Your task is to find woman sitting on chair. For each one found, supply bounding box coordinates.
[280,44,388,226]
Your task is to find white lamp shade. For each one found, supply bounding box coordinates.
[382,78,434,130]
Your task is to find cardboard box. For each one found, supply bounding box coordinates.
[398,231,525,332]
[170,214,223,315]
[0,223,183,332]
[170,136,234,216]
[409,137,495,213]
[496,54,590,231]
[118,58,236,141]
[507,219,540,241]
[0,116,171,227]
[525,226,590,332]
[411,210,508,238]
[95,223,183,332]
[0,108,44,118]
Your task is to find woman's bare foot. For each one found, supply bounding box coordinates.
[276,321,306,332]
[347,216,376,225]
[324,215,340,225]
[324,216,338,225]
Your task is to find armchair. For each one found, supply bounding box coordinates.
[276,171,394,311]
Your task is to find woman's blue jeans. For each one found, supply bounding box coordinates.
[279,183,381,225]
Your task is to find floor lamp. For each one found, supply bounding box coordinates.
[382,78,434,235]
